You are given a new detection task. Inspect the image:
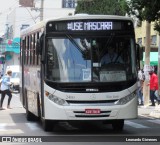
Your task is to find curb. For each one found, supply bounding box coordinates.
[150,111,160,118]
[138,105,160,118]
[149,106,160,118]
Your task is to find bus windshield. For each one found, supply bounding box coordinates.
[46,34,136,83]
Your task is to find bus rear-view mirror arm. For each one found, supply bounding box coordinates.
[36,33,44,55]
[36,39,41,55]
[136,43,143,69]
[136,43,143,60]
[36,38,45,63]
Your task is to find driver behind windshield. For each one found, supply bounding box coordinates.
[101,44,123,65]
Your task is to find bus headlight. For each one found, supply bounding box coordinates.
[48,94,68,106]
[114,92,136,105]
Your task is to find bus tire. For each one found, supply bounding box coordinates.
[42,119,55,132]
[26,109,37,121]
[112,119,124,131]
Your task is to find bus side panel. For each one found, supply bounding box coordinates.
[23,66,41,117]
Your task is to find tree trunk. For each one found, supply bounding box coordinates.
[143,21,151,106]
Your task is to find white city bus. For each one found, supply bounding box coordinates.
[20,15,141,131]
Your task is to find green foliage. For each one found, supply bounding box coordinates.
[154,20,160,35]
[126,0,160,22]
[75,0,127,16]
[126,0,160,34]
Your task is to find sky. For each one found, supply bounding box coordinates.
[0,0,19,35]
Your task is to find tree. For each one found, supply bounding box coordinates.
[154,21,160,35]
[126,0,160,22]
[126,0,160,106]
[75,0,127,16]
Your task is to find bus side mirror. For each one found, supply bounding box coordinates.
[36,39,42,55]
[136,44,143,61]
[36,34,44,55]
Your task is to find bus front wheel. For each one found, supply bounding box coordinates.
[112,119,124,131]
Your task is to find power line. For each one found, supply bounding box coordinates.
[0,1,18,15]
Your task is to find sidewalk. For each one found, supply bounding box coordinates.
[0,93,22,109]
[138,104,160,118]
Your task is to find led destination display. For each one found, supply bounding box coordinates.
[67,22,113,31]
[46,20,133,32]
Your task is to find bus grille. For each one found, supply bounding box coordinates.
[73,111,111,118]
[66,100,118,105]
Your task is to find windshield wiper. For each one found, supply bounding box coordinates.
[65,34,86,56]
[100,33,115,57]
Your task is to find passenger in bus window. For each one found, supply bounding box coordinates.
[101,45,123,65]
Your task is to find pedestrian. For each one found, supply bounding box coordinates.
[154,90,160,105]
[0,70,13,110]
[137,69,144,105]
[148,70,158,106]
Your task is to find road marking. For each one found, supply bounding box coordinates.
[138,114,156,119]
[148,119,160,124]
[0,129,24,135]
[0,123,15,130]
[26,123,40,130]
[125,120,149,128]
[0,123,24,135]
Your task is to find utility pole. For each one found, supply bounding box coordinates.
[40,0,44,21]
[143,21,151,106]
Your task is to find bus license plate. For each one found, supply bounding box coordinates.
[85,109,101,114]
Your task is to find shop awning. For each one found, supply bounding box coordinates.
[5,37,20,53]
[143,52,158,66]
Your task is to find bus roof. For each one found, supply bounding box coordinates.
[51,15,133,21]
[20,15,133,36]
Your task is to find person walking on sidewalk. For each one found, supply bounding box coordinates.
[154,89,160,105]
[148,70,158,106]
[137,69,144,105]
[0,70,13,110]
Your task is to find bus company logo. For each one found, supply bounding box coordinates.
[86,88,99,92]
[90,94,96,100]
[2,137,12,142]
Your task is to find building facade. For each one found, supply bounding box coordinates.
[0,0,77,73]
[135,21,160,48]
[135,21,160,67]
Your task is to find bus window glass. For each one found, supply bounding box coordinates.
[46,38,91,82]
[46,35,136,83]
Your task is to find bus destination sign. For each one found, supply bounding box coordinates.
[46,20,133,32]
[67,22,113,31]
